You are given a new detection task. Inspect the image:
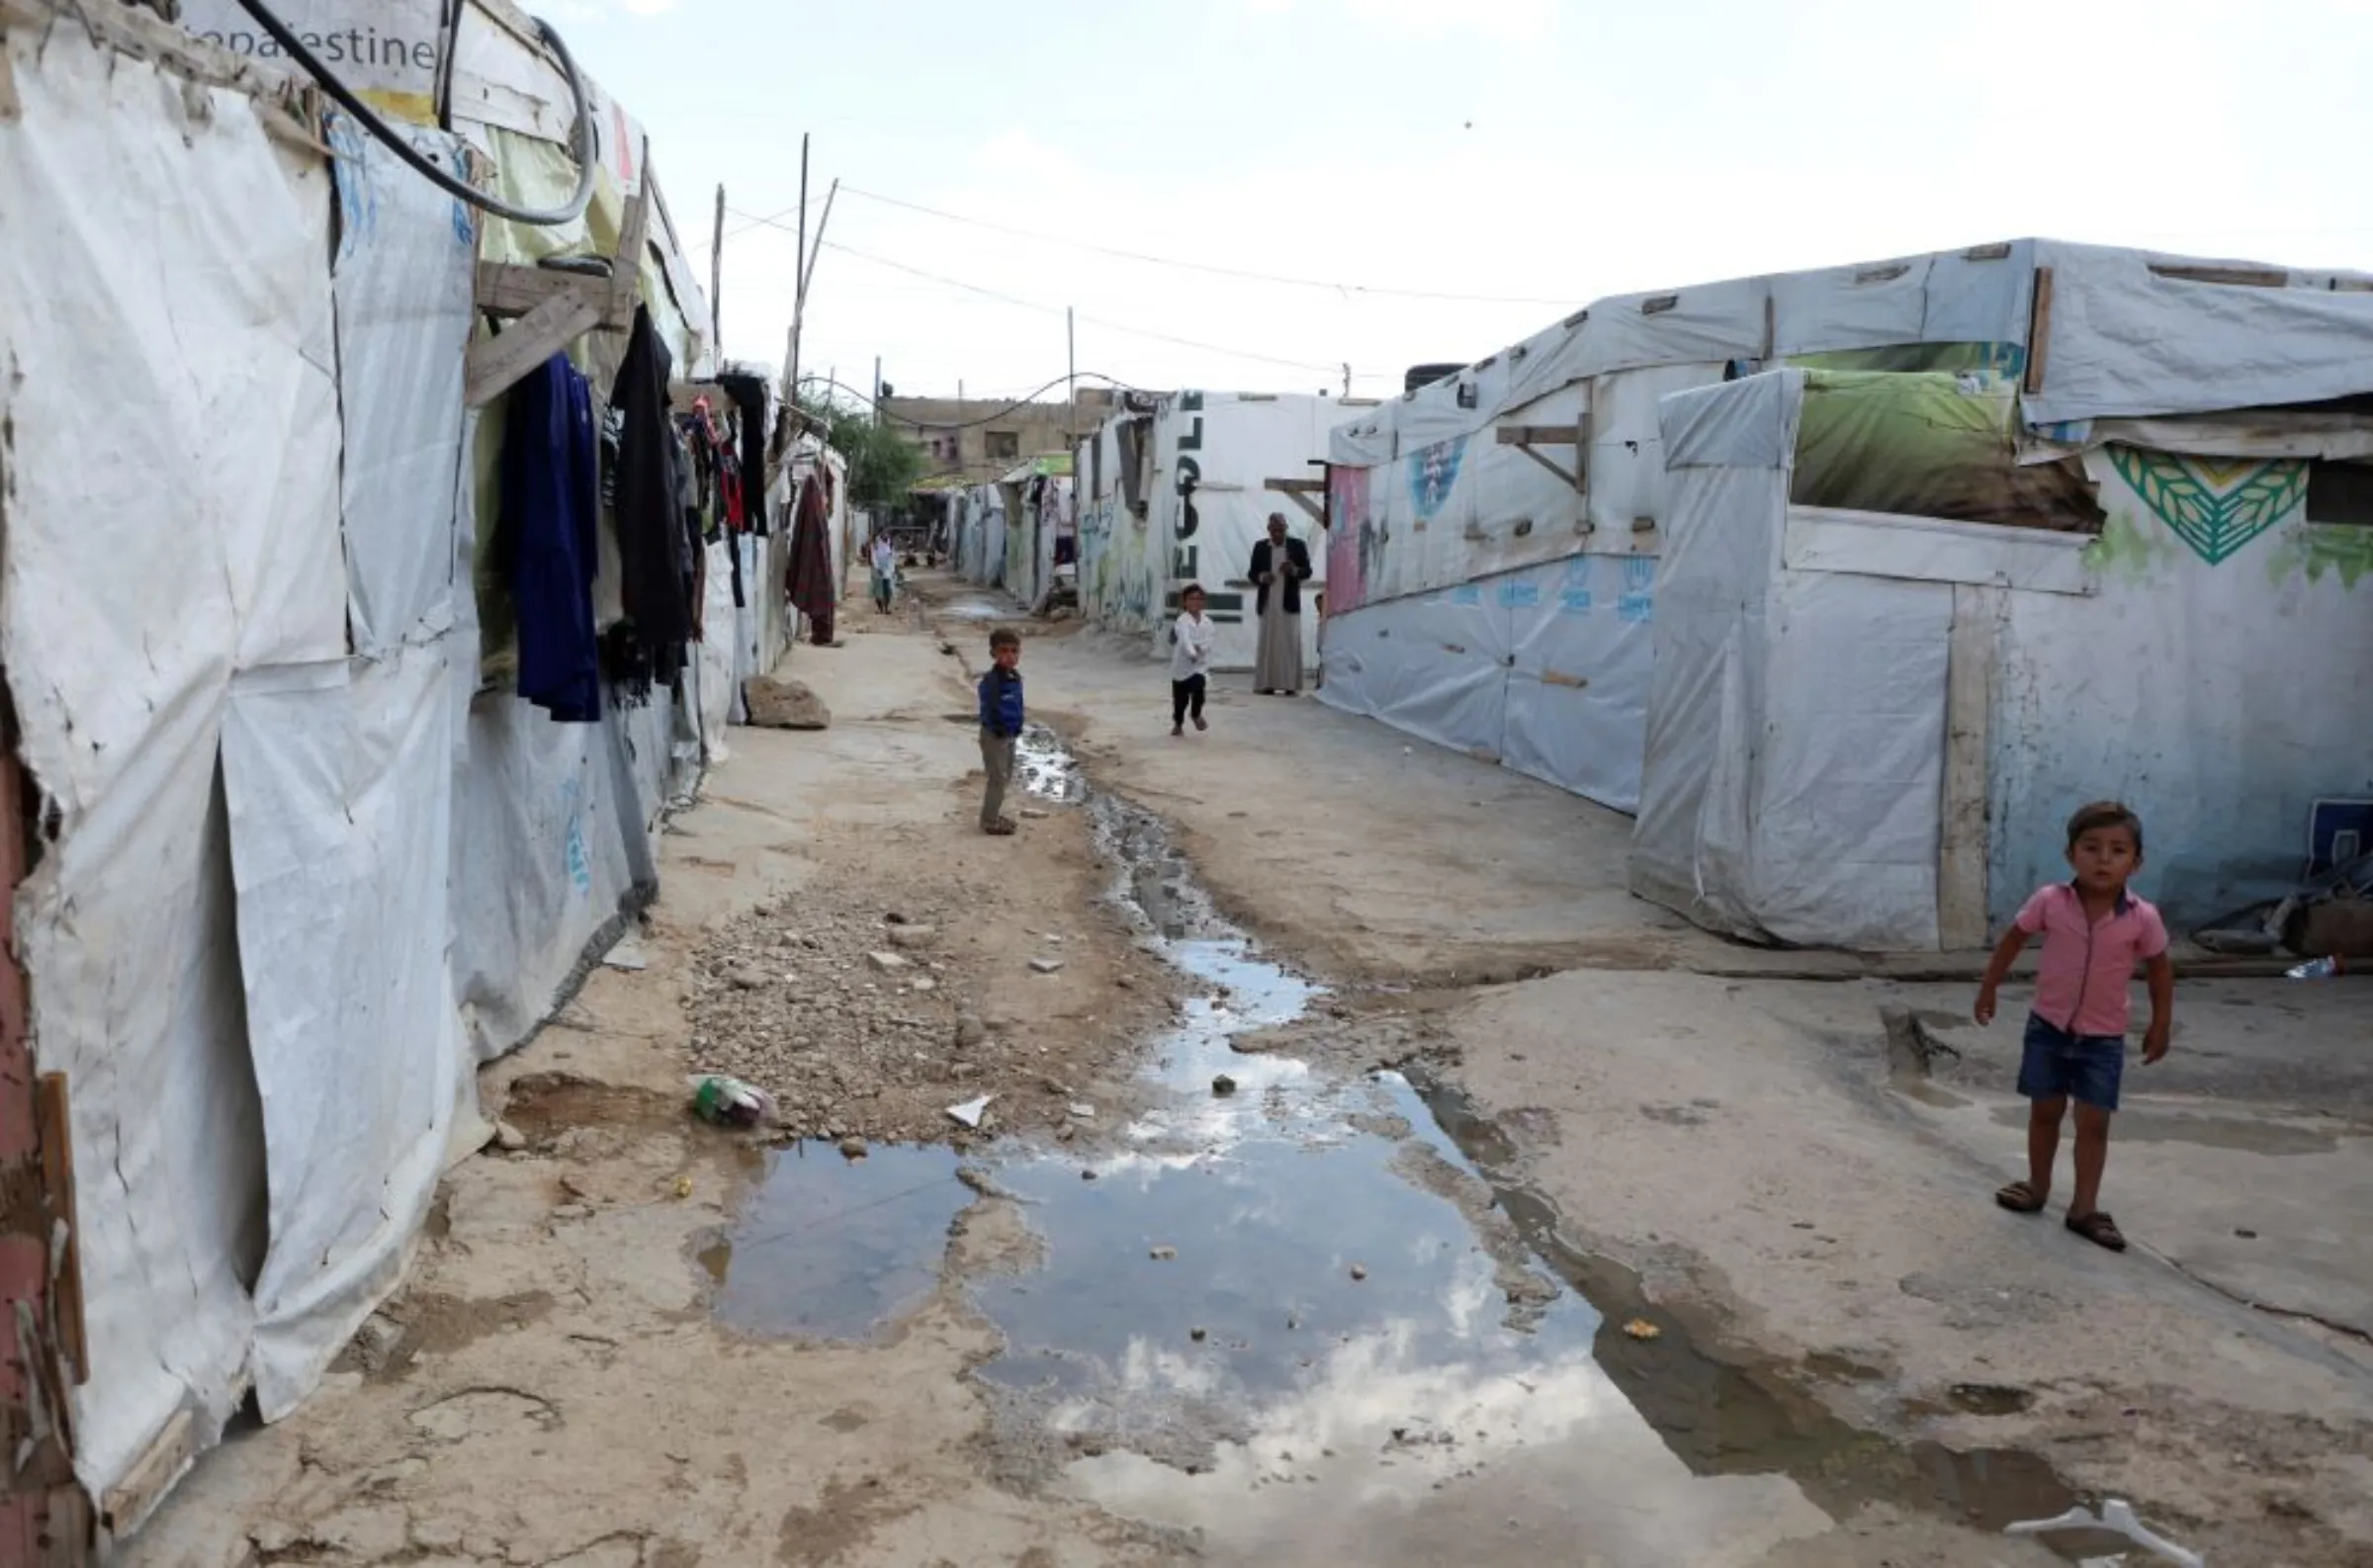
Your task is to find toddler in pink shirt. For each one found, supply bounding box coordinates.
[1975,802,2174,1253]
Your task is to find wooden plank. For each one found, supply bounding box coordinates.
[1266,478,1327,493]
[33,1076,82,1385]
[607,150,655,325]
[465,289,605,407]
[2150,263,2289,289]
[1938,584,1997,951]
[102,1408,194,1539]
[2022,266,2055,397]
[1495,425,1579,445]
[475,262,605,318]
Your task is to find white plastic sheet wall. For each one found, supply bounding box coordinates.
[0,30,345,1495]
[1318,552,1657,812]
[1985,449,2373,926]
[1634,373,1952,951]
[0,26,736,1510]
[1138,393,1353,669]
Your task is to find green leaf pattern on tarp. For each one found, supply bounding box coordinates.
[2107,446,2308,566]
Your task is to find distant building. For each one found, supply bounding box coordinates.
[882,389,1113,484]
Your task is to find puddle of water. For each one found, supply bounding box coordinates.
[707,730,2097,1563]
[1018,724,1086,804]
[705,1141,966,1342]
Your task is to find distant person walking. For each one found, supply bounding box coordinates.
[1249,512,1311,696]
[870,534,897,615]
[1169,582,1214,737]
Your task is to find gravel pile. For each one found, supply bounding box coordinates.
[679,879,1076,1146]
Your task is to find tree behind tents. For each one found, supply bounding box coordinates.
[798,393,924,516]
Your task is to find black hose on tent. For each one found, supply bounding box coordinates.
[228,0,597,228]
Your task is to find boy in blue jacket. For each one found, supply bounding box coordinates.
[977,627,1024,835]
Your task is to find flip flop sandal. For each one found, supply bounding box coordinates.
[1994,1180,2048,1214]
[2065,1211,2127,1252]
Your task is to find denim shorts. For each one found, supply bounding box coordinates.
[2017,1012,2126,1111]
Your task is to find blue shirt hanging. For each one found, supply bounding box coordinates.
[502,352,603,723]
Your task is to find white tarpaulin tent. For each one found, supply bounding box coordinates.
[1633,367,2373,950]
[1075,392,1366,669]
[1323,238,2373,818]
[0,0,776,1530]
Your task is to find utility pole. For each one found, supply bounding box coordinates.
[1342,362,1352,397]
[786,135,808,406]
[1066,305,1077,444]
[709,182,725,359]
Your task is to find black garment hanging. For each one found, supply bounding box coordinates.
[608,306,696,655]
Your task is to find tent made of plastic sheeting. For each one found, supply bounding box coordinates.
[1631,369,2373,953]
[1316,554,1656,812]
[995,455,1071,612]
[0,4,755,1526]
[1325,238,2373,620]
[1075,392,1364,669]
[965,482,1010,587]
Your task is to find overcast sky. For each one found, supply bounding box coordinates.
[545,0,2373,404]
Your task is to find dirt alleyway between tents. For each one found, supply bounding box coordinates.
[122,600,1192,1568]
[910,574,2373,1567]
[122,572,2373,1568]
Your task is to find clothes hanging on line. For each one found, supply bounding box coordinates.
[501,352,602,724]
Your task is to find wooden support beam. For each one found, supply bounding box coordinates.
[1495,424,1585,493]
[33,1077,82,1385]
[473,260,606,319]
[464,289,604,407]
[465,141,655,408]
[2150,262,2288,289]
[1938,584,1998,951]
[2023,266,2055,398]
[608,155,654,325]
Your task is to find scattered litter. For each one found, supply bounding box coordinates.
[1068,1102,1096,1120]
[2287,954,2342,979]
[1211,1074,1238,1097]
[1030,957,1066,975]
[945,1094,995,1130]
[673,1176,694,1199]
[1189,1326,1208,1343]
[688,1074,777,1127]
[1081,1168,1099,1181]
[1623,1319,1662,1342]
[601,935,650,972]
[1020,808,1050,820]
[2006,1501,2202,1568]
[1349,1263,1368,1281]
[1150,1246,1178,1262]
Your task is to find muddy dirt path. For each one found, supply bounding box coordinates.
[122,588,2309,1567]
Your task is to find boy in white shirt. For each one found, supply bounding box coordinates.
[1169,582,1215,738]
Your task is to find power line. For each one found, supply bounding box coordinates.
[835,184,1579,306]
[799,231,1356,378]
[799,371,1153,431]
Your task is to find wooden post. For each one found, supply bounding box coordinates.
[1938,584,1998,950]
[2023,266,2055,398]
[0,693,93,1565]
[709,182,725,359]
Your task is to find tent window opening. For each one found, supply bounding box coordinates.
[2307,460,2373,526]
[1788,370,2105,534]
